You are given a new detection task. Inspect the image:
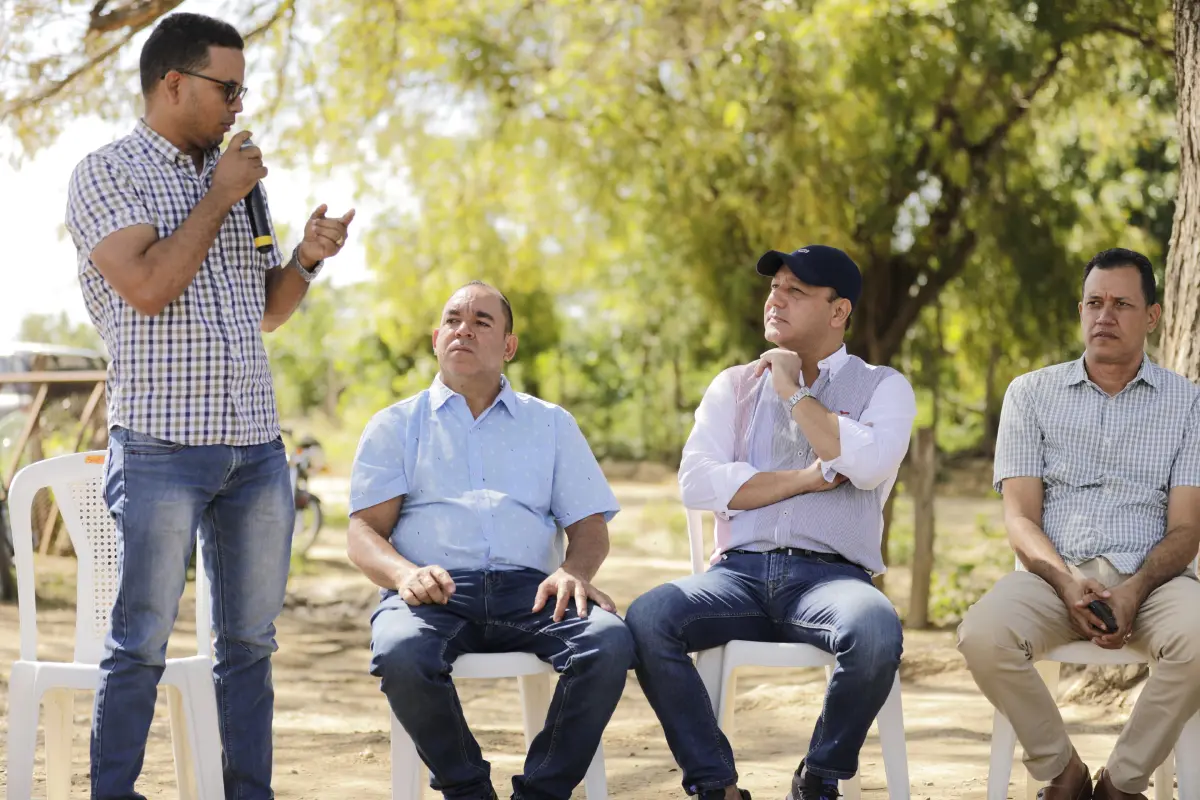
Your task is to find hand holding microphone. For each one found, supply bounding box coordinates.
[212,130,267,208]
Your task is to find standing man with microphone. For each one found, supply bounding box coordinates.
[64,12,353,800]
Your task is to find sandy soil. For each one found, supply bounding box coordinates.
[0,481,1162,799]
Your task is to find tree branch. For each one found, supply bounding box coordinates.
[968,42,1065,160]
[1091,21,1175,59]
[244,0,295,42]
[88,0,184,35]
[3,0,292,121]
[2,26,144,117]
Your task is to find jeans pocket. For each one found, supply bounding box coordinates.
[267,436,286,452]
[120,427,186,456]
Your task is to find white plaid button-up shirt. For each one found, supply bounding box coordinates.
[65,120,283,446]
[994,356,1200,573]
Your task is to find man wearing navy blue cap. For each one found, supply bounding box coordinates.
[626,246,917,800]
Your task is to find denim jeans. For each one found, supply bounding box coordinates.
[92,427,294,800]
[370,568,635,800]
[625,551,902,793]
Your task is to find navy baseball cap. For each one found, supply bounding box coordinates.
[756,245,862,308]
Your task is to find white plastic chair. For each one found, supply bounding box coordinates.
[390,651,608,799]
[684,508,911,800]
[5,451,225,800]
[987,557,1200,800]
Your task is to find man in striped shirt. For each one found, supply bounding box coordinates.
[64,13,353,800]
[626,246,917,800]
[959,249,1200,800]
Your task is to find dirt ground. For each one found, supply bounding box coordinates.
[0,480,1164,799]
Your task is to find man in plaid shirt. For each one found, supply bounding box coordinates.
[64,13,353,800]
[958,249,1200,800]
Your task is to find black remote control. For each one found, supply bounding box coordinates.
[1087,600,1118,633]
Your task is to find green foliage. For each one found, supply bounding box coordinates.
[2,0,1181,461]
[15,312,104,352]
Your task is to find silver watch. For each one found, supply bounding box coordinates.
[785,385,814,413]
[291,245,324,282]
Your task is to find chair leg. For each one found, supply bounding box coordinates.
[841,772,862,800]
[43,687,74,800]
[988,708,1019,800]
[1153,751,1173,800]
[875,674,910,800]
[391,711,425,800]
[181,666,226,800]
[517,672,555,752]
[166,684,198,800]
[1176,713,1200,800]
[6,665,42,800]
[1027,661,1062,800]
[717,661,739,738]
[581,743,608,800]
[694,649,724,721]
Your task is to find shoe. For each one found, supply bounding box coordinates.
[785,762,840,800]
[1092,768,1146,800]
[1035,755,1093,800]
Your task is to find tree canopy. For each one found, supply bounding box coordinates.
[2,0,1180,459]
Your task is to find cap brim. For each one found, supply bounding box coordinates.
[755,250,824,286]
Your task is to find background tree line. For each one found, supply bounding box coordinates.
[4,0,1197,466]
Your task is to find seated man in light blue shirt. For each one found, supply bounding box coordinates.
[347,280,633,800]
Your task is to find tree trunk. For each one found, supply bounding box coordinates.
[1162,0,1200,378]
[982,340,1002,455]
[908,427,938,629]
[874,487,897,593]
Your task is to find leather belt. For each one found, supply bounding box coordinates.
[726,546,860,569]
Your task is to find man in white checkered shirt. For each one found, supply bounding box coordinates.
[958,248,1200,800]
[64,13,354,800]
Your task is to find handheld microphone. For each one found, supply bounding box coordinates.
[239,137,274,254]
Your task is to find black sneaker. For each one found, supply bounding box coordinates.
[784,762,841,800]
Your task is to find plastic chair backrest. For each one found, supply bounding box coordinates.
[9,451,211,664]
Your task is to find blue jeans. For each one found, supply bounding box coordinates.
[625,551,902,793]
[370,568,635,800]
[92,427,294,800]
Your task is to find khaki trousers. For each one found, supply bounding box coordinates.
[957,558,1200,794]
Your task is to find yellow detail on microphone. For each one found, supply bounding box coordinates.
[254,235,273,248]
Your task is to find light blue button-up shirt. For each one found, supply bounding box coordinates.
[349,375,620,575]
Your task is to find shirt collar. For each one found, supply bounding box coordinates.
[135,119,218,172]
[1066,354,1159,390]
[818,345,850,376]
[430,373,519,417]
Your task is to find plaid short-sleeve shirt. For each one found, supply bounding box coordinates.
[65,120,283,446]
[994,356,1200,573]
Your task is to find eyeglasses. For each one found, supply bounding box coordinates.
[171,69,248,105]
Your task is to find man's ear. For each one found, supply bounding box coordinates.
[1147,302,1163,332]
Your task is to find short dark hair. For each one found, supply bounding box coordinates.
[140,13,244,96]
[1083,248,1157,306]
[459,280,514,334]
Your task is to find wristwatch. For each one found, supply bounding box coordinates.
[785,385,815,414]
[291,245,324,282]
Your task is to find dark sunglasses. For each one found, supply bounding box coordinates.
[171,69,248,105]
